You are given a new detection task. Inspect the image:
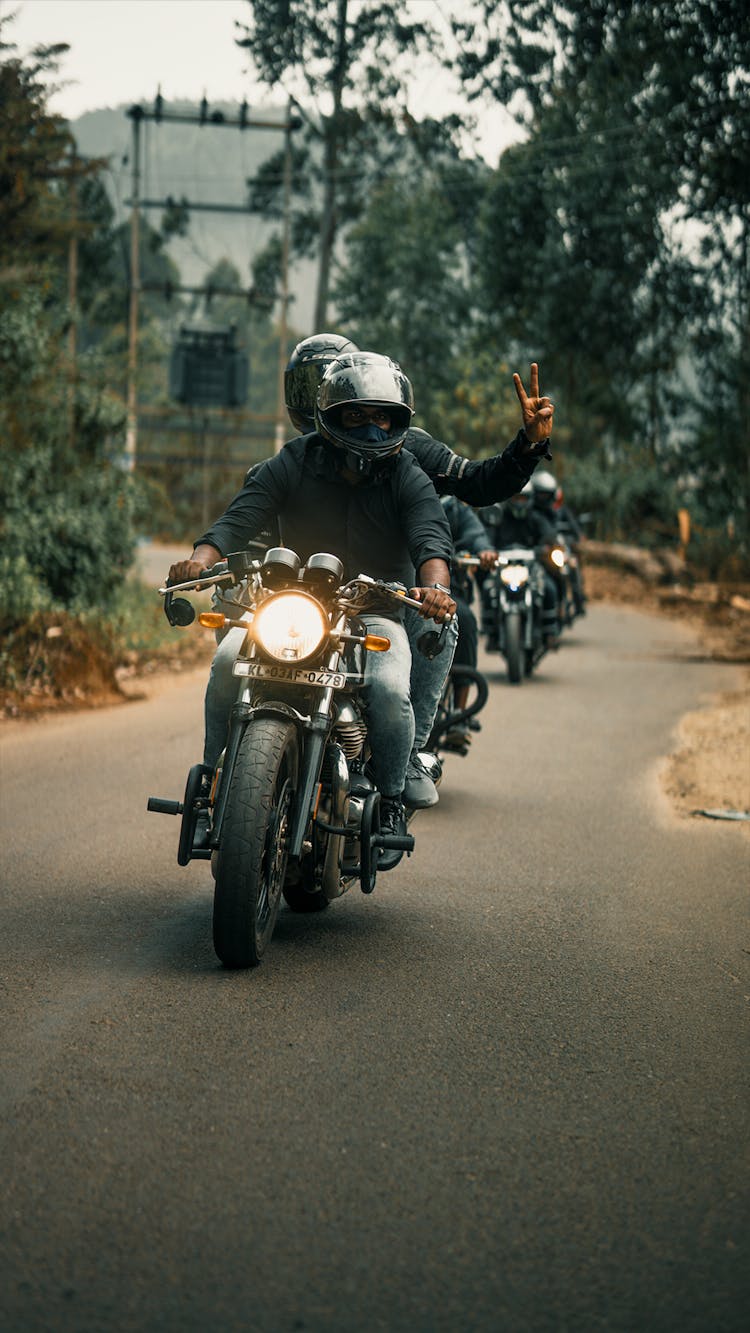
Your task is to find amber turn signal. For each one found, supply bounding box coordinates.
[199,612,226,629]
[363,634,390,652]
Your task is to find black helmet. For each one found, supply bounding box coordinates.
[315,352,414,476]
[284,333,360,433]
[532,469,558,508]
[508,481,534,518]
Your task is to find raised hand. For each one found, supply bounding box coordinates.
[513,362,554,445]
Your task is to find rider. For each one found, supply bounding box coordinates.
[532,469,587,611]
[275,338,555,805]
[441,496,496,750]
[167,353,456,871]
[182,337,555,817]
[478,483,562,648]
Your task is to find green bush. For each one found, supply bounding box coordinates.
[1,445,138,614]
[562,452,680,545]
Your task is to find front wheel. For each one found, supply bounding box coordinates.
[504,614,524,685]
[213,717,298,968]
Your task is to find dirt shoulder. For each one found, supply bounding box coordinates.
[585,565,750,826]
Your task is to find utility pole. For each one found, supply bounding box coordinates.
[275,103,294,452]
[67,148,79,451]
[125,105,142,471]
[124,96,294,471]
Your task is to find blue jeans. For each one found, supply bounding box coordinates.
[203,604,457,793]
[405,606,458,750]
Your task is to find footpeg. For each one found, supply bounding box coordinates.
[373,833,415,853]
[147,797,183,815]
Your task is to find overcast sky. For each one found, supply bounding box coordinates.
[4,0,520,162]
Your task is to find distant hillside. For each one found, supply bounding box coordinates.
[72,102,316,330]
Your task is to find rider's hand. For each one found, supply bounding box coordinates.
[513,362,554,450]
[167,543,221,586]
[478,549,498,570]
[409,585,456,624]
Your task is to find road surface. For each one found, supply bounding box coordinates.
[0,604,747,1332]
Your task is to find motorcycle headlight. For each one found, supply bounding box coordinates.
[252,591,329,663]
[500,564,529,586]
[549,547,567,569]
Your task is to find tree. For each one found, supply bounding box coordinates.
[236,0,443,328]
[0,22,139,613]
[333,153,488,430]
[0,26,73,272]
[450,1,750,551]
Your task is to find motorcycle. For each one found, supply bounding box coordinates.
[467,550,547,684]
[540,539,578,628]
[426,663,488,757]
[147,546,448,969]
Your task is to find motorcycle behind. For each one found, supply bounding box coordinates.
[148,547,440,969]
[472,549,547,684]
[540,539,578,629]
[426,662,488,757]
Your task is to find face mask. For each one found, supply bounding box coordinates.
[347,423,389,444]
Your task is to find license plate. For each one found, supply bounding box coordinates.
[233,660,346,689]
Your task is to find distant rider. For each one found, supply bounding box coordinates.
[478,483,562,648]
[532,469,587,613]
[441,496,496,750]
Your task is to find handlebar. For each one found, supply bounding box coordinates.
[339,574,454,625]
[158,563,454,627]
[158,560,232,597]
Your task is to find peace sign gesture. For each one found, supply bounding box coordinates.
[513,362,554,448]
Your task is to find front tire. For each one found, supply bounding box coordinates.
[505,615,523,684]
[213,718,298,968]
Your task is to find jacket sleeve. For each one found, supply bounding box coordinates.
[396,457,453,573]
[406,427,542,506]
[195,446,298,555]
[452,500,493,555]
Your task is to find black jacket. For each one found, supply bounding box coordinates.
[478,504,557,550]
[403,427,540,504]
[243,426,540,505]
[197,435,453,595]
[441,495,492,601]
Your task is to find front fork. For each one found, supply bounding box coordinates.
[212,684,337,864]
[499,590,532,649]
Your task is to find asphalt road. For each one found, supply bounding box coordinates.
[1,605,748,1333]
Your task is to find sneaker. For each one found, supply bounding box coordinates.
[442,725,471,757]
[403,752,439,809]
[378,797,408,872]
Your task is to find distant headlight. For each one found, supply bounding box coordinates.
[549,546,567,568]
[252,591,328,663]
[500,564,529,585]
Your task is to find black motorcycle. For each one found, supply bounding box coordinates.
[426,663,488,757]
[148,547,445,968]
[470,549,546,683]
